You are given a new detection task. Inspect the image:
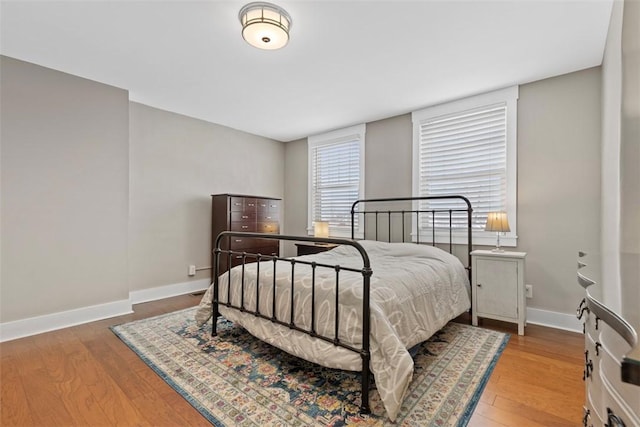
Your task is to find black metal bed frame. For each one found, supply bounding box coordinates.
[211,195,473,415]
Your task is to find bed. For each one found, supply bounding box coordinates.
[195,196,473,421]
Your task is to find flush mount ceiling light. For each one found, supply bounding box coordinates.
[239,2,292,50]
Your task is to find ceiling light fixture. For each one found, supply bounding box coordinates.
[239,2,292,50]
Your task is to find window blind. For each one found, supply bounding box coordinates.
[310,137,361,233]
[417,103,507,230]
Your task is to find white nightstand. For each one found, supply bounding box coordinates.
[471,249,527,335]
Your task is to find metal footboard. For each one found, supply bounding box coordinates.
[212,233,373,414]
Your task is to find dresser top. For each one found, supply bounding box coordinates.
[471,249,526,259]
[211,193,281,200]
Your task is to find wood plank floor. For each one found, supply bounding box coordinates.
[1,294,584,426]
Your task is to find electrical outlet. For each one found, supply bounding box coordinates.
[525,284,533,298]
[188,265,196,276]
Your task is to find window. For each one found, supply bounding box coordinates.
[412,86,518,246]
[308,124,365,238]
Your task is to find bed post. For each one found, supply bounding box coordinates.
[350,201,358,240]
[212,246,221,337]
[360,263,373,414]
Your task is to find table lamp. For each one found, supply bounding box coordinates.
[314,221,329,239]
[485,212,510,252]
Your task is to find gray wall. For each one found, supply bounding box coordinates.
[0,56,285,325]
[619,0,639,329]
[129,103,284,290]
[365,114,413,199]
[517,68,601,314]
[282,137,307,255]
[1,56,130,322]
[283,67,603,316]
[620,0,639,256]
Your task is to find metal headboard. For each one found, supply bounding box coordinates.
[350,195,473,281]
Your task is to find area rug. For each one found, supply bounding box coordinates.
[111,308,509,426]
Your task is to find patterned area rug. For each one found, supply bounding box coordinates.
[111,308,508,426]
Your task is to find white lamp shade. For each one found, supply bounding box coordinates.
[239,2,291,50]
[485,212,511,232]
[314,221,329,238]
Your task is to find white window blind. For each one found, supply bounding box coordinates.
[412,86,518,245]
[308,124,365,237]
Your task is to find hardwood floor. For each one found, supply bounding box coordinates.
[1,295,584,426]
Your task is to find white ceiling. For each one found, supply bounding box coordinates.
[1,0,613,142]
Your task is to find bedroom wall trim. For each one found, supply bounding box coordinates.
[129,278,210,304]
[526,307,582,333]
[0,299,133,343]
[0,279,210,342]
[0,287,579,342]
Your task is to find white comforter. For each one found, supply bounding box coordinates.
[195,240,470,421]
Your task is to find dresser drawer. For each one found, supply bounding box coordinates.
[230,197,246,211]
[258,221,279,233]
[257,198,279,212]
[249,244,279,257]
[227,236,258,249]
[230,221,256,232]
[244,199,258,210]
[601,374,640,427]
[600,323,640,415]
[257,212,278,222]
[231,211,256,222]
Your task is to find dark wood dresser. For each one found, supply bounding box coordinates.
[211,193,281,274]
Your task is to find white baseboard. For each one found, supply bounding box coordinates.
[0,281,577,342]
[526,307,582,333]
[0,278,211,343]
[129,278,210,304]
[0,298,133,343]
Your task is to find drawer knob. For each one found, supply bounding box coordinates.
[476,283,482,287]
[583,350,593,380]
[606,408,626,427]
[582,408,590,427]
[576,298,588,319]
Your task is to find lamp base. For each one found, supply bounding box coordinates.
[491,247,505,253]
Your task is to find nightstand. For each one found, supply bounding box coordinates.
[295,243,337,256]
[471,249,527,335]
